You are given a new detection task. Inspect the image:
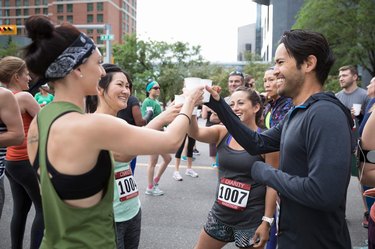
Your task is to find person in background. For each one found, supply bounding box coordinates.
[117,72,150,175]
[141,81,172,196]
[34,83,54,107]
[173,135,199,181]
[86,63,187,249]
[23,15,203,248]
[205,30,353,249]
[0,88,24,220]
[190,87,276,249]
[224,70,245,103]
[336,65,372,228]
[0,56,42,249]
[245,74,256,90]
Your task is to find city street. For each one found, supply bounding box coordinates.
[0,119,369,248]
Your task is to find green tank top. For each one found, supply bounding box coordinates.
[37,102,116,249]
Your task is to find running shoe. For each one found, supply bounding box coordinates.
[173,171,183,181]
[211,162,219,167]
[181,156,195,161]
[362,211,369,228]
[145,184,164,196]
[185,169,199,178]
[193,148,200,156]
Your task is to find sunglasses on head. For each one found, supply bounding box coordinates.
[152,87,160,90]
[229,70,244,78]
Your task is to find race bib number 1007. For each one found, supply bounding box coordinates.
[217,178,251,211]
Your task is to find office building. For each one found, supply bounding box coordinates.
[0,0,137,46]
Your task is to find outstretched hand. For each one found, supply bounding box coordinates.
[205,85,222,101]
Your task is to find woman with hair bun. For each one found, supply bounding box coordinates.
[23,15,203,248]
[0,56,42,249]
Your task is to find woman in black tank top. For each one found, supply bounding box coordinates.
[189,86,278,249]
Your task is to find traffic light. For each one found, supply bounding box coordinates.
[0,25,17,35]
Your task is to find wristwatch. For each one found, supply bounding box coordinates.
[262,216,274,226]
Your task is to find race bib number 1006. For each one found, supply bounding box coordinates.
[217,178,251,211]
[115,169,139,202]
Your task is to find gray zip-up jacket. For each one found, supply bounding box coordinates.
[206,92,352,249]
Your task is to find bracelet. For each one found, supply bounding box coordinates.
[262,216,274,227]
[177,113,191,125]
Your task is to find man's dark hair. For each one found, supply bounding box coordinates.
[280,29,335,85]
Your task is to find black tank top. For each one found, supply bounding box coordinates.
[211,133,266,228]
[33,150,112,200]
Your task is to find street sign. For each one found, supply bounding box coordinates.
[100,34,114,41]
[0,25,17,35]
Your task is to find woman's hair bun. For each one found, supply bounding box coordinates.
[25,15,54,41]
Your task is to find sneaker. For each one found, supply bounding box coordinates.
[173,171,183,181]
[185,169,199,178]
[193,148,200,156]
[145,184,164,196]
[362,211,369,228]
[181,156,195,161]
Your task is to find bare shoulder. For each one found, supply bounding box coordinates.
[0,88,14,103]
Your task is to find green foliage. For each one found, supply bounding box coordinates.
[243,52,272,93]
[293,0,375,76]
[0,37,21,57]
[113,35,206,106]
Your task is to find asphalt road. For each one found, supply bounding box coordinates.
[0,119,370,248]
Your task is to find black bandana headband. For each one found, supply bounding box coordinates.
[45,33,96,79]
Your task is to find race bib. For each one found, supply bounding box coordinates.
[115,169,139,202]
[217,178,251,211]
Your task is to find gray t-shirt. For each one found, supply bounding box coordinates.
[336,87,370,115]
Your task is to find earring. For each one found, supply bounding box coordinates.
[80,74,83,78]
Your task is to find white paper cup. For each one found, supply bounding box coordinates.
[184,77,202,90]
[174,94,185,105]
[146,106,153,112]
[200,79,212,103]
[353,103,362,116]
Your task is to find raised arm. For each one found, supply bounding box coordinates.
[188,114,225,145]
[0,88,24,147]
[205,87,281,155]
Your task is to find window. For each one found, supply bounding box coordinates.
[24,0,29,6]
[24,9,29,15]
[86,29,93,35]
[35,0,40,5]
[16,0,21,5]
[97,2,103,11]
[43,8,48,15]
[97,14,103,23]
[87,14,93,23]
[57,5,64,13]
[5,10,10,16]
[87,3,93,12]
[16,19,22,25]
[16,9,21,15]
[66,15,73,23]
[67,4,73,12]
[4,0,10,7]
[35,8,40,14]
[43,0,48,4]
[57,16,64,22]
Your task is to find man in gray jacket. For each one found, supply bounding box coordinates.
[206,30,352,249]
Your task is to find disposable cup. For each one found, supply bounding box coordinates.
[184,77,202,90]
[174,94,185,105]
[353,103,362,116]
[200,79,212,103]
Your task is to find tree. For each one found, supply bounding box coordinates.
[0,37,21,57]
[113,35,206,106]
[293,0,375,77]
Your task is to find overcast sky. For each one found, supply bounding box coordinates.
[137,0,257,62]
